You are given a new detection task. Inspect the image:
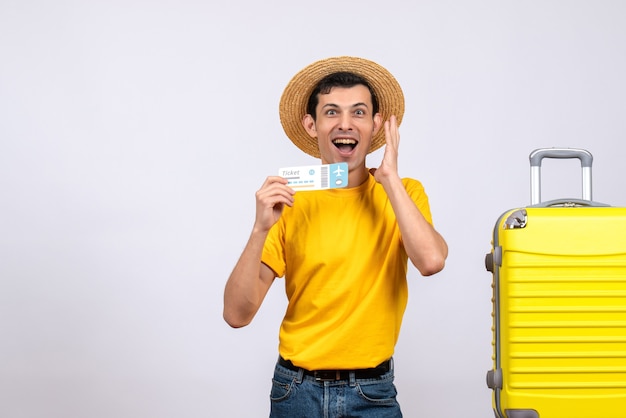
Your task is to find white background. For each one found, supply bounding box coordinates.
[1,1,625,417]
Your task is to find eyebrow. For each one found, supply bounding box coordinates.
[321,102,370,110]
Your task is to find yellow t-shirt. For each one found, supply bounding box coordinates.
[262,174,433,370]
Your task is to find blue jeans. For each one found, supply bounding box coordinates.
[269,360,402,418]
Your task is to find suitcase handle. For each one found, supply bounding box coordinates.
[529,148,593,205]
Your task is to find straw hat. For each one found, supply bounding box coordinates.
[279,56,405,158]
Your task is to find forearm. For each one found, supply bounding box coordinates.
[223,227,274,327]
[380,174,448,276]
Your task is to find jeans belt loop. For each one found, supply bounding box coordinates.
[349,371,356,387]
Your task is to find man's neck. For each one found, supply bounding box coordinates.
[347,166,369,188]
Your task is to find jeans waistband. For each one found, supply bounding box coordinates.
[278,356,391,381]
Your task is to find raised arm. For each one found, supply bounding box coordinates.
[223,176,295,328]
[371,116,448,276]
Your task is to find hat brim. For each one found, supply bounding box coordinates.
[279,56,405,158]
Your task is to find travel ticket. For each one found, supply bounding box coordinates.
[278,162,348,191]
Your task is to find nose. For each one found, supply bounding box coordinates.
[338,113,353,131]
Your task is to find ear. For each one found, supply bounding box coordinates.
[372,113,383,135]
[302,114,317,138]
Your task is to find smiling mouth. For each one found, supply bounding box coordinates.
[332,138,357,152]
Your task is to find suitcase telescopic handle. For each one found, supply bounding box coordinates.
[529,148,593,205]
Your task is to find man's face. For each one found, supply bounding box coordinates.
[303,85,382,168]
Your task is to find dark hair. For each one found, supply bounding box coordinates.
[306,72,379,120]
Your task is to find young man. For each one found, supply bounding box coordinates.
[224,56,447,417]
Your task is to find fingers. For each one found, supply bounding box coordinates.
[253,176,296,231]
[376,116,401,180]
[256,176,295,208]
[384,115,400,148]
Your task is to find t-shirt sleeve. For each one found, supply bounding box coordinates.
[261,221,286,278]
[403,178,434,225]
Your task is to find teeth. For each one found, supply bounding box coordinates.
[333,139,356,144]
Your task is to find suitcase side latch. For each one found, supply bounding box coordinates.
[486,368,502,389]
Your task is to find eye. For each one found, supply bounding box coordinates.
[354,109,365,116]
[325,109,337,116]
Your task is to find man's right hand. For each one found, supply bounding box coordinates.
[254,176,295,233]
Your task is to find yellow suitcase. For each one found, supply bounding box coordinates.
[485,148,626,418]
